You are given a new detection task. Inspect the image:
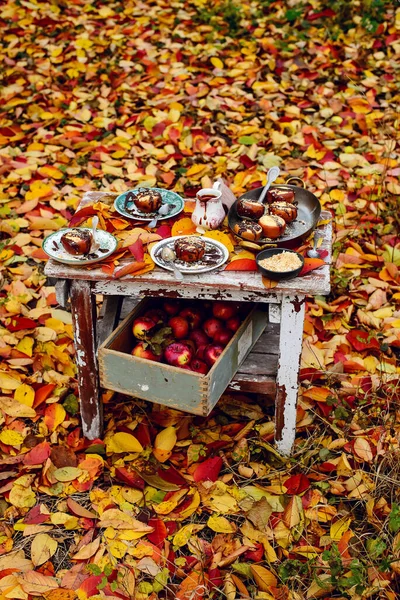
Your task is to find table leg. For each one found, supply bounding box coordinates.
[275,295,306,456]
[70,280,102,440]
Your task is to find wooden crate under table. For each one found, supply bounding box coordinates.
[98,298,268,416]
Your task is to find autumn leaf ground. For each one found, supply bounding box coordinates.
[0,0,400,598]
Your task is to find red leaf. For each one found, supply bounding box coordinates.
[114,467,145,490]
[23,441,51,465]
[193,457,223,482]
[158,466,186,486]
[299,258,325,276]
[207,568,223,590]
[156,224,172,239]
[34,384,56,408]
[7,317,37,332]
[147,518,168,546]
[306,8,335,20]
[284,473,310,495]
[225,259,257,271]
[346,330,380,352]
[244,543,264,562]
[113,261,147,279]
[77,575,103,597]
[24,505,50,525]
[67,498,97,519]
[128,238,144,261]
[69,206,97,227]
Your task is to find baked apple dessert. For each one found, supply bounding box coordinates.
[269,202,298,223]
[237,198,265,220]
[174,237,206,263]
[266,188,296,204]
[130,189,162,213]
[233,220,263,241]
[61,229,92,256]
[258,215,286,239]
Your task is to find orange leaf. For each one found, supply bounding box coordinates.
[262,276,279,289]
[44,404,66,432]
[176,570,207,600]
[171,218,197,237]
[299,258,325,275]
[34,384,56,409]
[31,248,49,260]
[113,261,147,279]
[225,258,257,271]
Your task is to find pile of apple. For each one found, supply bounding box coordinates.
[131,300,243,374]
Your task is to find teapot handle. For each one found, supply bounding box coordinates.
[212,181,222,191]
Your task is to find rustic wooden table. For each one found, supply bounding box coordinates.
[45,192,332,455]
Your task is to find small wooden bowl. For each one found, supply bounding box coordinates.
[256,248,304,281]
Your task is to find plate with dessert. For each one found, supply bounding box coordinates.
[228,183,321,249]
[150,235,229,274]
[43,227,118,265]
[114,187,184,221]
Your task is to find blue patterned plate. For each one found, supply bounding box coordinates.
[114,187,184,221]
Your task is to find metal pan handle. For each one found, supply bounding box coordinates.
[286,176,305,188]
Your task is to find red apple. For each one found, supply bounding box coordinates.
[212,301,238,321]
[169,316,189,340]
[163,300,181,316]
[226,316,241,333]
[190,328,210,348]
[190,359,209,374]
[180,339,196,353]
[164,342,193,367]
[144,308,167,325]
[204,344,224,366]
[179,307,203,330]
[131,341,162,362]
[132,317,156,339]
[196,345,207,360]
[203,318,224,340]
[213,328,233,347]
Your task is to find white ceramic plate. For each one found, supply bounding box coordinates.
[150,235,229,274]
[43,228,118,265]
[114,187,184,221]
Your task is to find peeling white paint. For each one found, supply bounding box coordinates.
[139,384,149,391]
[82,411,101,440]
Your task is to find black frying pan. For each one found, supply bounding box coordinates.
[228,182,321,250]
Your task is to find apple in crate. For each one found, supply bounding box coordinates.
[190,329,210,348]
[213,328,233,347]
[131,341,162,362]
[179,306,203,330]
[132,317,156,339]
[203,318,223,340]
[168,316,189,340]
[144,308,167,325]
[204,344,224,366]
[226,316,241,332]
[164,342,193,367]
[163,300,181,316]
[212,301,238,321]
[190,359,209,374]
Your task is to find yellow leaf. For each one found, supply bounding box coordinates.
[207,515,236,533]
[153,426,177,462]
[186,164,208,177]
[50,512,79,529]
[14,384,35,407]
[330,517,351,542]
[54,467,82,482]
[72,537,101,560]
[109,540,128,558]
[175,490,200,521]
[0,396,36,418]
[330,189,345,201]
[0,372,21,390]
[203,230,234,253]
[106,432,143,454]
[9,485,36,508]
[282,496,303,529]
[250,565,278,590]
[171,218,197,237]
[31,534,58,566]
[230,250,256,261]
[25,181,53,200]
[38,166,64,179]
[211,57,224,69]
[173,524,197,549]
[99,508,153,532]
[353,437,373,462]
[15,337,34,357]
[0,429,24,446]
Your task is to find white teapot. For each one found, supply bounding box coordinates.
[191,182,225,231]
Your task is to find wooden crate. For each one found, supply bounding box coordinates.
[98,298,268,416]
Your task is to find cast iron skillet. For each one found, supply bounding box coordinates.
[228,181,321,250]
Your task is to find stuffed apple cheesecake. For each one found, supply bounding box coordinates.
[258,214,286,239]
[174,237,206,263]
[269,202,298,223]
[61,229,93,256]
[131,189,162,213]
[237,198,265,221]
[233,220,263,241]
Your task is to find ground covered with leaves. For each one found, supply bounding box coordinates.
[0,0,400,598]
